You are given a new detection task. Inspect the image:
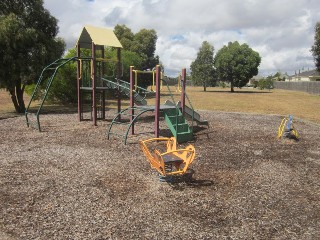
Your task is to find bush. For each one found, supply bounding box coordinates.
[257,77,274,90]
[218,81,228,88]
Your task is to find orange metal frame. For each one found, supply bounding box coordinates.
[139,137,196,176]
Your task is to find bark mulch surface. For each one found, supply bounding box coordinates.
[0,110,319,239]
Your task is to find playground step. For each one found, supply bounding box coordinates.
[163,108,193,143]
[167,115,185,123]
[170,123,190,132]
[176,131,194,142]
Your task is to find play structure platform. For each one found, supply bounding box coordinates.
[25,25,208,145]
[107,101,194,144]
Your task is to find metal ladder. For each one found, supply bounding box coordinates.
[25,57,78,131]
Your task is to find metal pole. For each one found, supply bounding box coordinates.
[181,68,186,115]
[77,44,81,121]
[130,66,134,135]
[92,42,97,126]
[155,65,161,138]
[101,47,105,119]
[117,48,122,118]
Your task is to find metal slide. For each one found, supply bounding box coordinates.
[101,77,151,106]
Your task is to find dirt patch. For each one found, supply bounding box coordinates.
[0,110,319,239]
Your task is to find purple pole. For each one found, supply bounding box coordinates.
[181,68,186,115]
[117,48,121,118]
[101,47,105,120]
[92,42,97,126]
[77,44,81,122]
[155,65,161,138]
[130,66,134,135]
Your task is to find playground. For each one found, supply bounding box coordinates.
[1,25,320,238]
[1,109,320,239]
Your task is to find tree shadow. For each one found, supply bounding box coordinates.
[28,104,78,114]
[204,90,272,94]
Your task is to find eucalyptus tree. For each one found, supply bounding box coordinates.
[311,22,320,71]
[190,41,215,91]
[0,0,65,113]
[214,41,261,92]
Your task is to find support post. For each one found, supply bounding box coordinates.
[181,68,186,115]
[155,65,161,138]
[117,48,122,118]
[92,42,97,126]
[130,66,135,135]
[101,47,105,119]
[77,44,81,121]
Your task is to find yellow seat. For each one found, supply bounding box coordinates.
[139,137,195,177]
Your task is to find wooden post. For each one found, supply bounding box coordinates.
[101,47,105,119]
[77,44,82,121]
[181,68,186,115]
[117,48,122,117]
[92,42,97,126]
[155,65,161,138]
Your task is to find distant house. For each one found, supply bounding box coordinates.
[275,73,289,81]
[288,69,320,82]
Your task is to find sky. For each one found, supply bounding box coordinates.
[43,0,320,77]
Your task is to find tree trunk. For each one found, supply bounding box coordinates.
[9,80,26,113]
[203,81,207,92]
[230,81,235,92]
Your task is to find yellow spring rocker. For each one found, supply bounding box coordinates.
[278,115,299,140]
[139,137,196,182]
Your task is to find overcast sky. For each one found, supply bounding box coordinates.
[44,0,320,77]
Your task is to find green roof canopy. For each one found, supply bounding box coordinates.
[77,25,122,49]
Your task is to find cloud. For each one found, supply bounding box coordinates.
[44,0,320,76]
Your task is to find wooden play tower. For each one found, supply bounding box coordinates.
[76,25,123,125]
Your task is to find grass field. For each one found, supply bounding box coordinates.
[1,87,320,124]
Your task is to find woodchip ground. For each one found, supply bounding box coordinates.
[0,106,319,239]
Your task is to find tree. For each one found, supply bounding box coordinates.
[105,48,143,82]
[190,41,215,91]
[114,24,134,50]
[0,0,65,113]
[133,29,159,70]
[257,76,274,90]
[114,25,160,89]
[214,41,261,92]
[311,22,320,71]
[114,25,159,70]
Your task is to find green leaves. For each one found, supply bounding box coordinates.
[214,41,261,92]
[190,41,215,91]
[114,24,159,70]
[311,22,320,71]
[0,0,65,112]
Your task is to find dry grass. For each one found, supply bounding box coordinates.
[159,86,320,124]
[1,87,320,124]
[0,89,12,106]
